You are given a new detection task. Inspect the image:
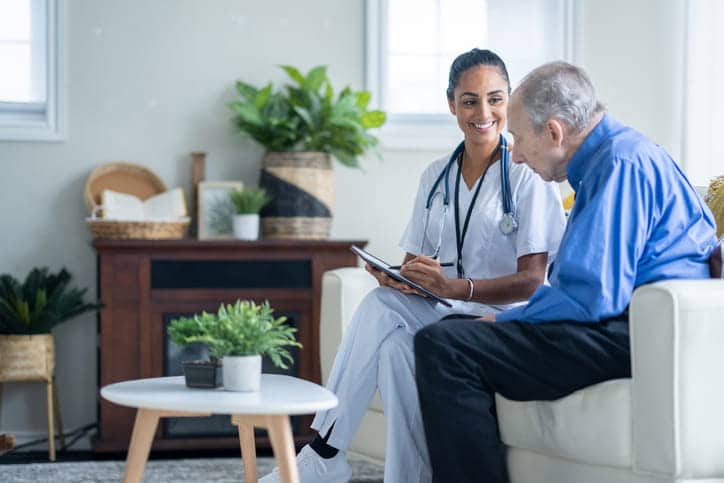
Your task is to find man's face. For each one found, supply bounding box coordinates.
[507,96,566,182]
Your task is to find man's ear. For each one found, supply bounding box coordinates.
[546,119,565,147]
[448,98,456,116]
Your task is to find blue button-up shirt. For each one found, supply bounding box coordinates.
[497,114,717,323]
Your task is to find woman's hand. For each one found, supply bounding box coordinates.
[399,255,452,297]
[364,263,421,295]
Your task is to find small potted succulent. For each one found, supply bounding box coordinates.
[167,300,300,392]
[229,187,271,240]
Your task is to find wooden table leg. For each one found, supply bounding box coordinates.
[122,409,160,483]
[232,416,258,483]
[265,415,299,483]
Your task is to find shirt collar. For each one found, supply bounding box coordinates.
[566,113,621,188]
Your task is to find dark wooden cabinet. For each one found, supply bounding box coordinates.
[92,239,365,453]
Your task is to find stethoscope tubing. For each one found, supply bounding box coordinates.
[425,135,515,225]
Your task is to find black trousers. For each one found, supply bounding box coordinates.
[414,317,631,483]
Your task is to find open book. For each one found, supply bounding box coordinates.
[101,188,187,221]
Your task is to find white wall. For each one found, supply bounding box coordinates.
[0,0,689,449]
[581,0,686,162]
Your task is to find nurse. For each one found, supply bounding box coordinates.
[260,49,566,483]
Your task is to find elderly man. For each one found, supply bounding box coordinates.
[413,62,718,483]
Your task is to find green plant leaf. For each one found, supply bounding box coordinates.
[167,300,301,365]
[292,106,314,128]
[235,81,258,101]
[254,83,273,110]
[324,81,334,104]
[361,110,387,128]
[231,102,263,126]
[280,65,305,86]
[229,188,272,215]
[304,66,328,92]
[0,267,99,334]
[355,91,371,110]
[230,65,386,168]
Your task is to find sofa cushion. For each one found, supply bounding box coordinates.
[496,378,631,469]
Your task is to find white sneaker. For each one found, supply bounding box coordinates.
[259,444,352,483]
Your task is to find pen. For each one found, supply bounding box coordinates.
[388,262,454,270]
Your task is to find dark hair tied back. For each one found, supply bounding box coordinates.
[446,48,510,100]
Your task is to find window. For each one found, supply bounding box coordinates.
[683,0,724,186]
[366,0,580,149]
[0,0,64,141]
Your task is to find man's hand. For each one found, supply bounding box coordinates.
[477,313,496,322]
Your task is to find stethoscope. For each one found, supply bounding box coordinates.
[420,134,517,277]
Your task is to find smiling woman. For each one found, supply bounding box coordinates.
[0,0,64,141]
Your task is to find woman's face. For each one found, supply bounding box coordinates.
[448,65,509,147]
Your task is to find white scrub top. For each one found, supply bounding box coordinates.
[399,151,566,313]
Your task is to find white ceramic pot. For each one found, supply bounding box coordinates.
[222,354,261,392]
[232,214,260,240]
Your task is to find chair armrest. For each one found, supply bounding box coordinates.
[319,267,377,384]
[630,279,724,477]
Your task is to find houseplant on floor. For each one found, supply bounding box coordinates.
[0,267,99,461]
[167,300,300,392]
[229,187,271,240]
[230,65,386,239]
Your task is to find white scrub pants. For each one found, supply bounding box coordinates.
[311,286,485,483]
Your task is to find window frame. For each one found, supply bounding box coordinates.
[365,0,582,150]
[682,0,722,186]
[0,0,65,142]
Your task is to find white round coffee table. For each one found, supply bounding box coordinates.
[101,374,337,483]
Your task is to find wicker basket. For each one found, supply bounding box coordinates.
[86,218,190,240]
[0,334,55,382]
[261,217,332,240]
[259,152,334,240]
[84,162,166,211]
[84,161,189,239]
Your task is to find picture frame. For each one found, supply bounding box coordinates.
[197,181,243,240]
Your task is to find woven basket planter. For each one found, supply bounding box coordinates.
[0,334,55,382]
[86,219,190,240]
[259,152,334,240]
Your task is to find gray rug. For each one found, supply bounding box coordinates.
[1,456,384,482]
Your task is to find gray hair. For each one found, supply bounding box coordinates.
[517,61,605,134]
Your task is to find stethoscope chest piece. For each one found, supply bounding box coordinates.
[499,212,518,235]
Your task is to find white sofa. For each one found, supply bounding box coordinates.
[319,267,724,482]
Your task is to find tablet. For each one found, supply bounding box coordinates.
[351,245,452,307]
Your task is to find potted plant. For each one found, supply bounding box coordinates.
[0,266,99,377]
[230,65,386,239]
[167,300,301,392]
[0,267,99,460]
[229,187,271,240]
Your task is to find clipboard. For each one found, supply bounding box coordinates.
[351,245,453,307]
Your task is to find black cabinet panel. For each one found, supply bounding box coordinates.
[151,260,311,289]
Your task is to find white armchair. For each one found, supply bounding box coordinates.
[319,267,724,482]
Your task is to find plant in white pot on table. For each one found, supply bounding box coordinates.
[229,187,271,240]
[167,300,300,392]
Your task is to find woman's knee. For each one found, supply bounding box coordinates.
[379,329,413,364]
